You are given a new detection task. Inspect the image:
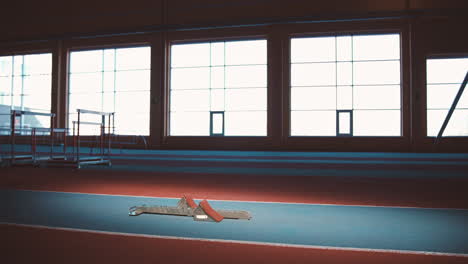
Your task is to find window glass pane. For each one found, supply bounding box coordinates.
[0,95,11,108]
[170,90,210,112]
[338,112,351,134]
[337,86,353,110]
[337,62,352,85]
[353,61,400,85]
[210,89,225,111]
[446,110,468,136]
[12,94,22,108]
[69,93,102,113]
[70,50,102,73]
[115,47,150,71]
[171,68,210,90]
[115,91,150,115]
[225,40,267,65]
[103,71,115,92]
[103,49,115,72]
[211,42,225,66]
[291,37,335,63]
[290,34,401,137]
[171,43,210,68]
[225,111,266,136]
[170,112,210,136]
[427,109,446,137]
[212,113,224,134]
[291,63,335,86]
[336,36,352,61]
[23,94,51,111]
[225,88,266,111]
[427,84,468,109]
[225,65,267,88]
[0,53,52,124]
[291,87,336,110]
[102,92,115,113]
[13,56,23,76]
[427,109,468,137]
[69,47,150,135]
[353,85,400,110]
[353,110,400,136]
[210,66,224,88]
[426,57,468,137]
[0,56,12,76]
[170,39,267,136]
[22,115,50,130]
[290,110,336,136]
[114,91,150,135]
[69,73,102,94]
[0,77,12,95]
[23,53,52,75]
[115,112,149,135]
[12,76,22,95]
[427,58,468,84]
[23,75,51,96]
[115,70,150,92]
[353,34,400,61]
[0,99,10,134]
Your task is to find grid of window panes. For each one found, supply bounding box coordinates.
[169,39,267,136]
[426,58,468,137]
[290,34,401,136]
[0,54,52,135]
[68,47,150,135]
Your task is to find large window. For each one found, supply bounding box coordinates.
[427,57,468,137]
[169,39,267,136]
[290,34,401,136]
[68,46,151,135]
[0,53,52,134]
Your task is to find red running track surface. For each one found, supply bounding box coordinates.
[2,167,468,263]
[2,167,468,209]
[3,224,468,264]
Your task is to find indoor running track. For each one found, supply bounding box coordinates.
[1,189,468,257]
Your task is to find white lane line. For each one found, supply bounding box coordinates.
[2,222,467,258]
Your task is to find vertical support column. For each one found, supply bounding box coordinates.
[279,27,291,148]
[52,40,68,130]
[149,32,166,148]
[410,18,428,152]
[401,19,412,152]
[268,27,286,149]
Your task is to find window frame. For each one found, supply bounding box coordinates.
[280,20,410,151]
[163,27,275,149]
[62,35,154,146]
[0,45,55,136]
[424,54,468,139]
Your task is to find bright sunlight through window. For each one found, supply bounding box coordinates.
[169,39,267,136]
